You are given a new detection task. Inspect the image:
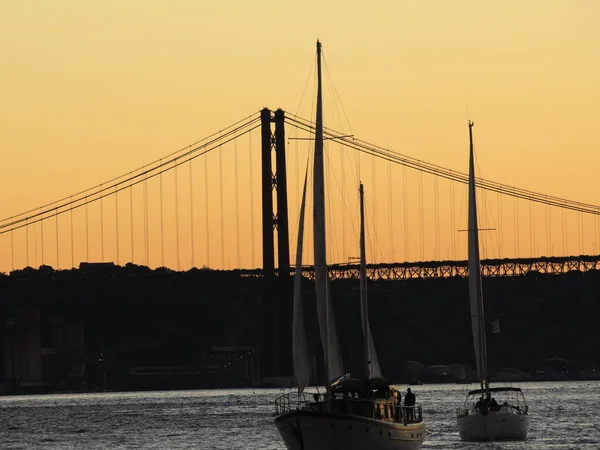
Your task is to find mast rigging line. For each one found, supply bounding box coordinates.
[0,120,260,235]
[0,113,261,226]
[284,114,600,216]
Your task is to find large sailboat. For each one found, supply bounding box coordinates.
[456,121,530,441]
[274,40,425,450]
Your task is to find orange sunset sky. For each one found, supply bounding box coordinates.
[1,1,599,271]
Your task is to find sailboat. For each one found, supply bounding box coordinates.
[456,121,530,441]
[274,40,425,450]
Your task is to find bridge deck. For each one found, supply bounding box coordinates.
[239,255,600,280]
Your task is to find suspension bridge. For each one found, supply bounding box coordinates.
[2,108,600,278]
[4,107,600,380]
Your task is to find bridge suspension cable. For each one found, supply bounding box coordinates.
[3,108,598,269]
[0,113,261,235]
[285,113,600,216]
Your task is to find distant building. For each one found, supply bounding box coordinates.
[4,309,43,387]
[3,309,85,392]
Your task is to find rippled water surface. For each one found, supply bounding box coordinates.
[0,381,598,449]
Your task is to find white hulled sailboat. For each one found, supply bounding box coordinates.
[456,121,530,441]
[274,40,425,450]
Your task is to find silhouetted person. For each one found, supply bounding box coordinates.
[404,387,416,421]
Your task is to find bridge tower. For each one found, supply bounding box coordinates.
[260,108,292,378]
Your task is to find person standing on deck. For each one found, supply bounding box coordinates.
[391,389,402,420]
[404,388,416,421]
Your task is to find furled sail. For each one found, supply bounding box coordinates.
[359,184,381,380]
[313,40,344,384]
[292,165,312,394]
[366,322,382,379]
[323,279,344,382]
[467,121,489,388]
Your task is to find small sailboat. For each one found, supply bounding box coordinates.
[274,40,425,450]
[456,121,530,441]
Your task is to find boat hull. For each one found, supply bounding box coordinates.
[457,409,529,441]
[275,410,425,450]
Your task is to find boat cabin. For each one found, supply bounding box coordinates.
[459,386,528,416]
[293,377,424,424]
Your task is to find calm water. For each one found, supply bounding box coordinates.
[0,381,598,449]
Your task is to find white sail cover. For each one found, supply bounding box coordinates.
[366,322,382,379]
[323,279,345,382]
[359,184,381,380]
[292,166,312,394]
[467,121,488,383]
[313,41,344,384]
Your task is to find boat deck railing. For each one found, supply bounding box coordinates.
[457,390,529,418]
[456,402,529,418]
[274,392,314,415]
[274,392,423,424]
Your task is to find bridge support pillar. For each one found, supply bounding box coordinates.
[260,108,292,378]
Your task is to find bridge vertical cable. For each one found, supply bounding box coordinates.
[387,147,393,262]
[130,182,134,264]
[219,139,225,269]
[545,201,550,256]
[70,198,74,268]
[100,184,105,262]
[34,219,38,266]
[160,167,164,267]
[204,151,210,268]
[578,209,583,255]
[26,218,29,267]
[341,144,346,262]
[481,188,487,259]
[562,208,567,255]
[234,139,240,269]
[434,175,440,260]
[450,174,456,259]
[403,165,409,261]
[371,147,377,263]
[85,199,89,262]
[419,170,424,260]
[189,158,195,268]
[326,143,335,263]
[594,210,600,255]
[10,229,14,271]
[144,171,149,266]
[115,185,120,265]
[41,216,45,265]
[249,131,255,268]
[175,161,181,271]
[498,192,502,258]
[514,196,519,257]
[55,209,59,269]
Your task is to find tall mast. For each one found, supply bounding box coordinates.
[359,183,369,381]
[467,120,489,398]
[313,40,329,393]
